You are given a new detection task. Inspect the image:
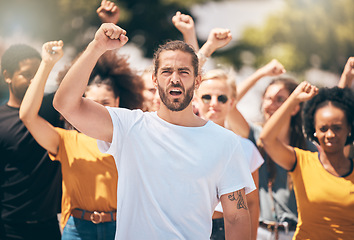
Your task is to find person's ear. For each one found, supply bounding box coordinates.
[3,70,12,84]
[114,96,120,108]
[229,98,236,108]
[152,74,158,89]
[291,104,300,116]
[195,75,201,90]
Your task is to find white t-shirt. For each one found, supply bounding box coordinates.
[98,108,256,240]
[214,138,264,213]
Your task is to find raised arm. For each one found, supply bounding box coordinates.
[258,82,318,170]
[338,57,354,88]
[97,0,120,24]
[221,189,251,239]
[226,101,250,138]
[53,23,128,142]
[19,41,64,155]
[172,11,199,52]
[236,59,285,102]
[198,28,232,69]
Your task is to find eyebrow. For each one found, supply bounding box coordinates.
[160,66,191,72]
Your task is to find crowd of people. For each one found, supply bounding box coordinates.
[1,1,354,240]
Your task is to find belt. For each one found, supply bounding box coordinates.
[259,221,296,233]
[71,209,116,224]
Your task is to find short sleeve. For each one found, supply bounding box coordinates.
[97,107,144,156]
[218,141,256,197]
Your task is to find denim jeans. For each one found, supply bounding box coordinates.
[61,216,116,240]
[210,218,225,240]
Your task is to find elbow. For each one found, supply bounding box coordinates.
[53,92,71,116]
[19,109,30,124]
[257,133,274,150]
[257,136,266,149]
[19,111,26,122]
[52,93,62,113]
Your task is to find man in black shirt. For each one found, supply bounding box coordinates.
[0,44,62,240]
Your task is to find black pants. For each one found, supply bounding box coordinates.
[210,218,225,240]
[2,216,61,240]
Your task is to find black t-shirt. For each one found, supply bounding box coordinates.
[39,92,64,128]
[0,104,62,222]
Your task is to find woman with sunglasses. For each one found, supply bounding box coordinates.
[195,69,264,240]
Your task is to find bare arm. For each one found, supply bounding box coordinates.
[221,189,251,240]
[247,171,259,240]
[172,11,199,52]
[338,57,354,88]
[198,28,232,69]
[237,59,285,102]
[258,82,318,170]
[53,23,128,142]
[19,41,64,155]
[226,80,250,138]
[226,104,250,138]
[97,0,120,24]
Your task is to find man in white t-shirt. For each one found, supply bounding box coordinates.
[54,23,255,239]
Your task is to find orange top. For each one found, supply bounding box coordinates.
[291,148,354,239]
[49,128,117,229]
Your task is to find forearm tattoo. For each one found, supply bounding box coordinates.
[228,191,248,210]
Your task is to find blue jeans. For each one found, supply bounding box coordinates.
[61,216,116,240]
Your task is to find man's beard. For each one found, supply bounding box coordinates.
[157,82,194,112]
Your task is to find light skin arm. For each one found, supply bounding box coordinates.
[172,11,199,52]
[227,96,250,138]
[247,171,259,240]
[198,28,232,69]
[19,41,64,155]
[53,23,128,142]
[227,59,285,138]
[338,57,354,88]
[97,0,120,24]
[258,82,318,170]
[221,188,251,239]
[236,59,286,102]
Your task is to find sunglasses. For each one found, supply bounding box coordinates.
[201,94,228,104]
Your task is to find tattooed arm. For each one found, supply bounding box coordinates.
[221,188,251,240]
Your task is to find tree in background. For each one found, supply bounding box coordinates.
[220,0,354,77]
[0,0,218,101]
[0,0,214,57]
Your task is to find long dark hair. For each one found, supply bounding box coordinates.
[259,77,308,187]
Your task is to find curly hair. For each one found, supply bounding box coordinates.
[57,50,145,110]
[303,86,354,145]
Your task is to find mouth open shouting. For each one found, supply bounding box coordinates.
[158,83,194,112]
[169,88,183,100]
